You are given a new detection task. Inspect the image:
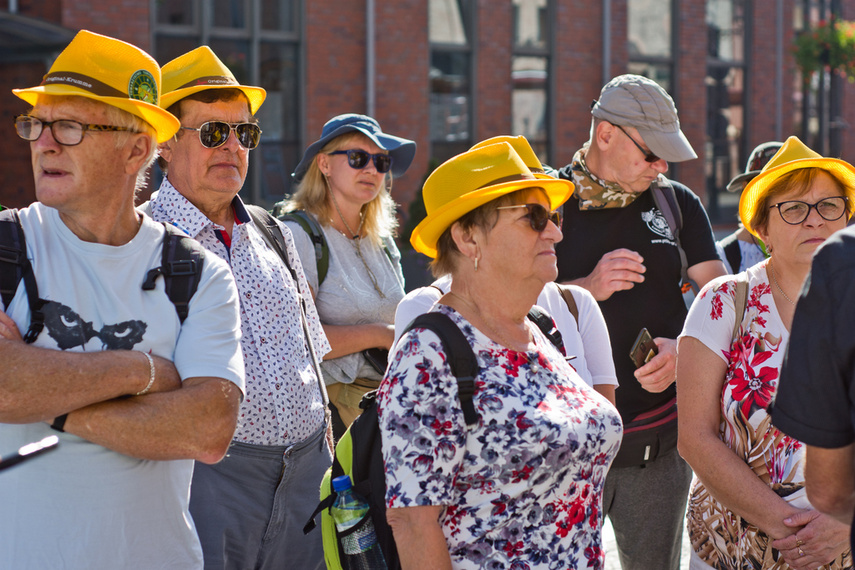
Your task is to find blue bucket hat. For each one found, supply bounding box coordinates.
[292,113,416,183]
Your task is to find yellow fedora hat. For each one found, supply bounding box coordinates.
[160,46,266,115]
[410,141,574,258]
[13,30,179,143]
[469,135,563,180]
[740,135,855,236]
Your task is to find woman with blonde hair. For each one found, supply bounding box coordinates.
[677,136,854,569]
[281,113,415,440]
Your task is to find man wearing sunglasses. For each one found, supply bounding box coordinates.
[1,31,245,569]
[147,47,331,570]
[553,74,726,570]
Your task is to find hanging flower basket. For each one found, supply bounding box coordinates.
[794,18,855,82]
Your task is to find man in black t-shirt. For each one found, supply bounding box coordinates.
[555,75,726,570]
[772,225,855,554]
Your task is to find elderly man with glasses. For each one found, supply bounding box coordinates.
[552,74,727,570]
[146,46,331,570]
[0,31,245,569]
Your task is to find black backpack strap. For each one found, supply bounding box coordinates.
[719,231,742,274]
[246,205,329,409]
[277,209,329,287]
[141,224,205,324]
[406,312,480,427]
[0,209,45,343]
[651,180,698,297]
[526,305,566,355]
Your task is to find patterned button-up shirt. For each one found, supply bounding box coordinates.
[150,179,330,446]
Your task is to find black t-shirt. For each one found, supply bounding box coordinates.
[555,176,719,421]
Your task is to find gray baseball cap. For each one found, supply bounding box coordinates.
[591,74,697,163]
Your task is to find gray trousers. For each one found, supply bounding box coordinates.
[604,448,693,570]
[189,424,332,570]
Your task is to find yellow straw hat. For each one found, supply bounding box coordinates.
[739,136,855,236]
[469,135,559,180]
[160,46,266,115]
[12,30,179,143]
[410,141,574,258]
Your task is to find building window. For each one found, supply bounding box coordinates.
[705,0,747,221]
[628,0,674,92]
[429,0,474,164]
[512,0,552,163]
[152,0,300,206]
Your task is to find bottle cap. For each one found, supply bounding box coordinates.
[332,475,353,493]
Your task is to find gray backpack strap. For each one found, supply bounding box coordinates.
[651,180,698,307]
[732,276,749,342]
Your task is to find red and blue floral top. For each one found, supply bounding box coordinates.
[378,304,623,569]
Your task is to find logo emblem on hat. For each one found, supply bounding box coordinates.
[128,70,158,105]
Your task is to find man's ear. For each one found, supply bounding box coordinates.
[158,138,173,164]
[125,134,155,175]
[593,120,616,151]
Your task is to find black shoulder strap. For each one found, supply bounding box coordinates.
[141,224,205,324]
[0,209,45,343]
[406,312,480,427]
[719,232,742,274]
[277,209,329,286]
[245,204,329,408]
[651,181,697,297]
[554,284,580,330]
[526,305,566,355]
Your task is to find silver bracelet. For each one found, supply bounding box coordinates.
[136,352,155,396]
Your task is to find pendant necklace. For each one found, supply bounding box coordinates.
[330,190,386,298]
[769,261,796,306]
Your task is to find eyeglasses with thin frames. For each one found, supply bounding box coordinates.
[180,121,262,150]
[327,149,393,173]
[769,196,848,225]
[15,115,137,146]
[613,124,661,163]
[496,203,561,232]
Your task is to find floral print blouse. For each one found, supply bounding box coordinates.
[681,261,851,569]
[378,305,623,569]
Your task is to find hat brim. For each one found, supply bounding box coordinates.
[160,84,267,116]
[14,85,180,143]
[293,124,416,183]
[636,127,697,163]
[726,170,760,193]
[410,178,574,258]
[739,157,855,236]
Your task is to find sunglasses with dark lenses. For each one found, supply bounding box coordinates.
[497,203,562,232]
[770,196,849,225]
[15,115,136,146]
[328,149,393,173]
[181,121,262,150]
[614,124,661,163]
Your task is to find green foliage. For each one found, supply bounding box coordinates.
[794,18,855,82]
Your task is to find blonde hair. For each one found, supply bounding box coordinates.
[283,132,398,246]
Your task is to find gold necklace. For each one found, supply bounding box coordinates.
[769,261,796,307]
[329,189,386,298]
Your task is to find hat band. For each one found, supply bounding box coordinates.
[476,172,536,190]
[41,71,127,99]
[177,75,240,89]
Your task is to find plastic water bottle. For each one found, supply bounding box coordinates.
[330,475,387,570]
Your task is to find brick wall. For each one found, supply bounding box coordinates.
[674,0,707,200]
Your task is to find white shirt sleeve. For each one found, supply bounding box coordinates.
[393,275,451,346]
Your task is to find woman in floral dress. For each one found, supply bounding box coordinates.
[378,141,623,569]
[676,136,855,570]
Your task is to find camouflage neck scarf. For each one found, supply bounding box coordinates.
[570,146,642,210]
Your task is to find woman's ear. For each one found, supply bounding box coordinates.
[450,221,481,262]
[316,153,330,177]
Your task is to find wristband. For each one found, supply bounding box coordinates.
[136,351,156,396]
[50,414,68,433]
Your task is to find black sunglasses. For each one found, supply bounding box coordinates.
[614,124,660,163]
[770,196,848,225]
[496,203,561,232]
[181,121,262,150]
[328,149,393,173]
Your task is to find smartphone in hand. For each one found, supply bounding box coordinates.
[629,328,658,369]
